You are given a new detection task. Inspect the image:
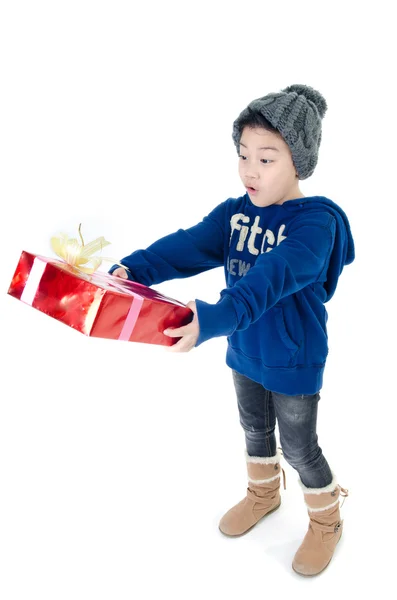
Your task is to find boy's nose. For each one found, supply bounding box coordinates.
[246,176,259,186]
[244,167,260,179]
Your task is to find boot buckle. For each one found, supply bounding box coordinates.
[334,522,341,533]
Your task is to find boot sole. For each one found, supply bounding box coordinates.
[218,500,281,537]
[291,529,343,577]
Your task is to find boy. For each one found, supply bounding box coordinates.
[109,84,355,576]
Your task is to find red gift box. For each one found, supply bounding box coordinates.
[7,250,193,346]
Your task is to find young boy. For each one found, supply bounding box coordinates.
[109,84,355,577]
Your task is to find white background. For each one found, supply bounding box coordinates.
[0,1,395,598]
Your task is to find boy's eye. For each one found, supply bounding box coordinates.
[238,154,271,164]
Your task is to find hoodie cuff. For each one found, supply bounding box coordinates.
[108,263,135,281]
[194,294,237,347]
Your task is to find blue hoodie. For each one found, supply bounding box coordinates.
[108,193,355,395]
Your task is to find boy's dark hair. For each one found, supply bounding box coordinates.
[233,107,280,149]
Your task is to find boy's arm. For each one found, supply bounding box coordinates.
[108,200,228,286]
[194,213,337,347]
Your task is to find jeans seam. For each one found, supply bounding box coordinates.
[265,389,271,455]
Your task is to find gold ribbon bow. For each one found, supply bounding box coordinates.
[50,223,130,275]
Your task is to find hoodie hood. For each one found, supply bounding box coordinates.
[278,195,355,301]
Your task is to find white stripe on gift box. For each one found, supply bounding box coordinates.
[20,257,47,306]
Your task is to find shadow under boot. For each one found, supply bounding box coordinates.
[292,472,349,577]
[219,447,286,537]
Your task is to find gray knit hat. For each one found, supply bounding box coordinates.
[232,84,328,180]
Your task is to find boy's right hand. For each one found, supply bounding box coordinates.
[111,267,129,279]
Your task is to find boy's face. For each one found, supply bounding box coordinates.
[238,126,303,207]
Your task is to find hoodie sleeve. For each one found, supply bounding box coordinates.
[108,200,228,286]
[194,212,336,347]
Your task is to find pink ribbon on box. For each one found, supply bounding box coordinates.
[118,295,144,341]
[20,256,145,341]
[83,269,147,340]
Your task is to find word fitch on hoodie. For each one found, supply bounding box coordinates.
[229,213,287,254]
[227,213,288,276]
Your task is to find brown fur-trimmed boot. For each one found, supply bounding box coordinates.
[219,448,286,537]
[292,472,349,577]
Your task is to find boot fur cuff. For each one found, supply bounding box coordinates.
[298,470,338,494]
[245,448,282,464]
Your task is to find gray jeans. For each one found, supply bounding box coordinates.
[232,369,333,488]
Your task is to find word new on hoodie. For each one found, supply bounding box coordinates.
[109,194,355,395]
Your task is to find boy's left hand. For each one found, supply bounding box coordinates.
[163,300,199,352]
